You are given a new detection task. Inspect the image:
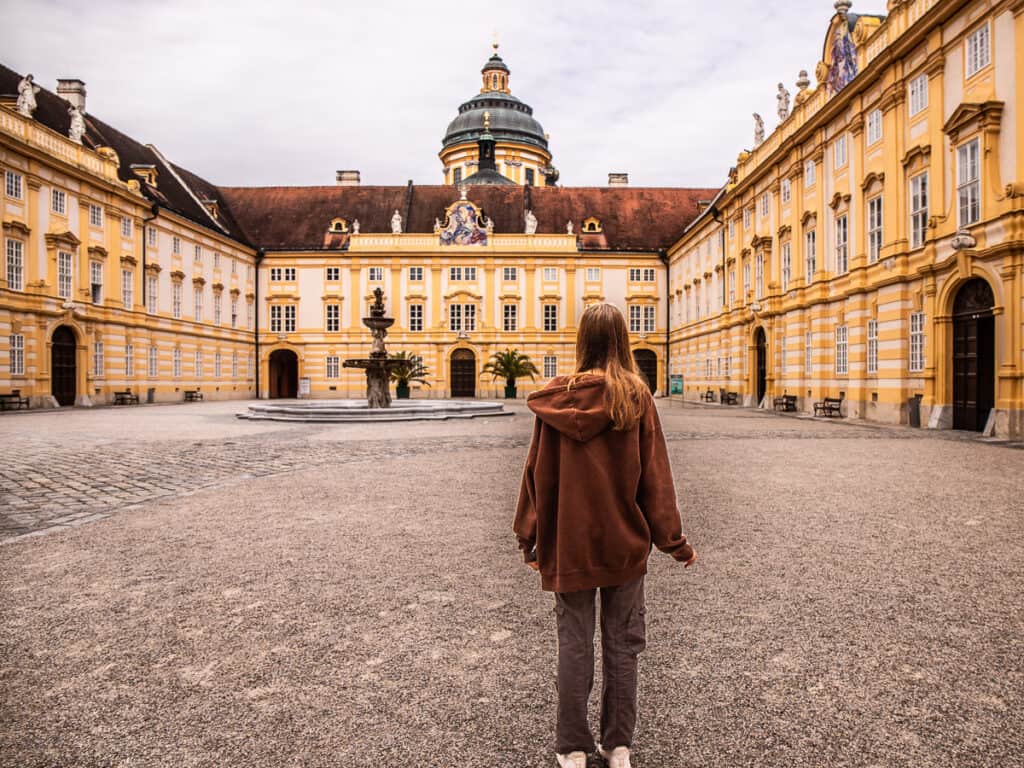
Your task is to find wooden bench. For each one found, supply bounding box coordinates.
[0,389,30,410]
[701,389,715,402]
[184,390,204,402]
[814,396,844,417]
[113,390,139,405]
[723,391,739,405]
[773,394,798,412]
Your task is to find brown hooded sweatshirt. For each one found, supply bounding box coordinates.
[514,374,694,593]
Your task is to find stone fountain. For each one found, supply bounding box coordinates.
[341,287,404,408]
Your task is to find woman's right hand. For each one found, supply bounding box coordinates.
[682,549,697,568]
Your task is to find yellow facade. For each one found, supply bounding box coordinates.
[668,0,1024,437]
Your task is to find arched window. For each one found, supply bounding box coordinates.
[492,74,498,90]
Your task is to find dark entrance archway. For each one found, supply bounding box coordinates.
[268,349,298,398]
[754,327,767,405]
[633,349,657,393]
[952,278,995,432]
[51,326,77,406]
[450,349,476,398]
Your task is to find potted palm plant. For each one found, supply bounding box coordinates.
[390,352,431,399]
[481,348,539,399]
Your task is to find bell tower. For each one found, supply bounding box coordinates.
[481,43,510,94]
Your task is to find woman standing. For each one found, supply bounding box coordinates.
[514,303,697,768]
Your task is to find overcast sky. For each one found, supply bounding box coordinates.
[2,0,844,189]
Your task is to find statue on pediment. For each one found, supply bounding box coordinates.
[753,113,765,146]
[524,209,538,235]
[777,83,791,121]
[68,104,86,144]
[391,210,402,234]
[16,74,40,118]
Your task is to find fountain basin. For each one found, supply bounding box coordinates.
[237,399,511,422]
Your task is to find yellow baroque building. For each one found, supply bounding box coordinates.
[668,0,1024,438]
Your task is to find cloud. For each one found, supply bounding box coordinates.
[1,0,840,188]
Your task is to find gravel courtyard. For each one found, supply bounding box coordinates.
[1,400,1022,767]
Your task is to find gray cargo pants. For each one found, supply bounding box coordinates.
[553,575,646,754]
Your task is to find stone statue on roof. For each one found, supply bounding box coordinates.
[391,210,402,234]
[352,219,360,234]
[567,220,574,235]
[68,104,86,144]
[777,83,791,122]
[753,113,765,146]
[16,74,40,118]
[524,209,538,235]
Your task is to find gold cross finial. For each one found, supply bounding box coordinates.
[483,111,491,130]
[493,31,499,53]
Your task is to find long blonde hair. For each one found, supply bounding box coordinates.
[567,303,648,430]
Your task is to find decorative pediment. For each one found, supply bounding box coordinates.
[87,245,108,259]
[860,171,885,191]
[443,288,483,301]
[229,287,240,297]
[170,269,186,282]
[120,254,138,267]
[750,235,772,250]
[777,224,792,239]
[702,271,713,280]
[801,210,817,227]
[692,277,701,285]
[320,292,344,301]
[943,101,1004,144]
[538,292,562,301]
[438,198,489,246]
[2,220,31,237]
[740,248,751,258]
[714,264,723,274]
[828,192,851,210]
[901,144,931,169]
[404,292,427,301]
[45,231,81,249]
[498,292,522,301]
[192,276,206,286]
[211,282,224,293]
[145,262,162,275]
[683,284,692,292]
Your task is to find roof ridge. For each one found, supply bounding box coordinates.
[146,143,229,235]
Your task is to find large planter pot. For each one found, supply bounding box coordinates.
[504,384,517,399]
[396,382,411,399]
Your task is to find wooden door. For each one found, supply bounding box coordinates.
[450,350,476,398]
[953,315,994,432]
[269,350,298,398]
[51,326,77,406]
[755,328,767,404]
[633,350,657,393]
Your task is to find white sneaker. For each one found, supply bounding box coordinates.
[598,745,632,768]
[556,751,587,768]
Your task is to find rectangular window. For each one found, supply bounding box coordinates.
[8,334,24,375]
[835,215,848,274]
[51,189,66,215]
[326,304,340,332]
[543,267,558,282]
[628,267,655,282]
[781,242,792,291]
[867,108,883,145]
[247,301,253,330]
[867,319,878,375]
[326,355,340,379]
[965,23,991,78]
[781,178,792,204]
[93,341,105,377]
[503,303,518,332]
[121,216,132,239]
[525,168,535,186]
[502,266,517,282]
[543,355,557,378]
[5,171,23,200]
[214,295,222,325]
[805,160,816,187]
[755,252,765,299]
[121,269,133,310]
[780,335,787,375]
[957,139,981,227]
[231,259,237,275]
[148,276,158,314]
[743,208,752,229]
[543,303,558,332]
[89,261,103,303]
[89,204,103,228]
[743,262,751,297]
[193,287,203,321]
[284,305,296,333]
[868,196,883,264]
[148,226,157,247]
[194,350,202,378]
[369,266,383,281]
[247,265,253,281]
[270,305,282,333]
[214,351,222,378]
[173,348,181,378]
[909,73,928,116]
[760,192,770,217]
[194,245,202,262]
[213,252,220,269]
[409,303,423,332]
[325,266,340,282]
[728,271,735,306]
[58,250,73,299]
[805,230,817,279]
[452,167,462,185]
[805,331,813,373]
[463,267,477,281]
[910,172,929,248]
[408,266,423,282]
[629,304,642,333]
[231,297,238,328]
[909,312,926,372]
[729,219,736,239]
[231,351,238,378]
[643,305,656,333]
[835,326,848,375]
[125,343,134,378]
[585,267,601,282]
[270,267,296,281]
[706,358,712,379]
[148,345,158,378]
[834,135,847,168]
[448,266,463,281]
[247,355,254,379]
[172,236,181,255]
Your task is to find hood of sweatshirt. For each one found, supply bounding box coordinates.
[526,375,613,442]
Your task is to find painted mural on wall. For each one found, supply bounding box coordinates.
[827,16,859,95]
[438,200,489,246]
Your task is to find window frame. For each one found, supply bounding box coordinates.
[408,266,423,282]
[835,214,849,274]
[908,73,928,117]
[325,303,341,332]
[93,341,104,377]
[909,312,926,372]
[148,345,159,378]
[910,172,929,249]
[835,325,849,375]
[867,195,883,264]
[781,241,792,291]
[58,250,73,300]
[503,302,518,332]
[502,266,517,283]
[956,138,981,227]
[51,188,67,215]
[408,303,423,332]
[804,160,816,187]
[834,134,847,169]
[326,355,340,379]
[4,170,24,200]
[867,108,883,145]
[121,269,134,310]
[88,204,103,229]
[542,303,558,332]
[805,229,817,279]
[965,22,991,79]
[8,333,24,376]
[369,266,384,282]
[867,319,878,375]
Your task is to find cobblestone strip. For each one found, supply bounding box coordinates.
[0,435,528,542]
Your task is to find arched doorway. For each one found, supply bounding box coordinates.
[268,349,298,398]
[51,326,77,406]
[952,278,995,432]
[754,327,767,405]
[450,349,476,397]
[633,349,657,393]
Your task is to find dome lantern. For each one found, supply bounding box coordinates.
[481,42,511,94]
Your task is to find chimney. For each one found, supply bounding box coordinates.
[56,79,87,112]
[336,170,361,186]
[608,172,629,187]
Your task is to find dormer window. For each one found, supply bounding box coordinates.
[582,217,603,233]
[329,218,348,233]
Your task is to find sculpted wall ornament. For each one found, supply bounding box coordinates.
[524,209,538,235]
[777,83,791,121]
[68,104,86,144]
[391,210,403,234]
[794,70,812,105]
[16,74,40,117]
[438,199,488,246]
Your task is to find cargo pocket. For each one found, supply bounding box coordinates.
[625,604,647,655]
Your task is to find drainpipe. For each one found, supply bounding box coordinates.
[710,205,725,306]
[255,248,263,398]
[141,204,159,306]
[658,247,670,396]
